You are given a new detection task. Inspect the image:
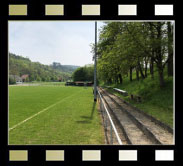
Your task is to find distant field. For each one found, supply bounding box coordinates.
[9,85,104,145]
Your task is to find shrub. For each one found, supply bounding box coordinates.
[9,77,16,85]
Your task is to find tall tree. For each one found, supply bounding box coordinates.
[167,22,173,76]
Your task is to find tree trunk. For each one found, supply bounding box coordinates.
[108,78,112,84]
[167,53,173,76]
[144,59,148,78]
[130,67,133,81]
[158,66,165,88]
[136,67,139,81]
[150,58,154,79]
[149,23,155,79]
[115,76,118,84]
[167,22,173,76]
[138,62,145,79]
[156,22,165,87]
[118,74,123,84]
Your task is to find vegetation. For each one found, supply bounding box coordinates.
[9,85,104,144]
[96,22,174,127]
[72,64,94,82]
[96,22,173,87]
[9,53,79,83]
[103,68,173,127]
[51,62,79,74]
[9,76,16,85]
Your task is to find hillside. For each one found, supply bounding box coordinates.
[51,62,79,74]
[9,53,79,83]
[103,68,173,128]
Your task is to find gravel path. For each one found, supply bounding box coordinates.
[99,88,174,145]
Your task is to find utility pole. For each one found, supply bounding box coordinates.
[94,21,97,101]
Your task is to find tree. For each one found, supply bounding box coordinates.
[72,65,94,82]
[95,22,173,87]
[167,22,173,76]
[9,77,16,85]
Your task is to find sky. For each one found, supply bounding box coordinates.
[9,21,104,66]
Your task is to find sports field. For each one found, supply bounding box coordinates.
[9,84,104,145]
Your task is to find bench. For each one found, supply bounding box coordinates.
[113,88,128,96]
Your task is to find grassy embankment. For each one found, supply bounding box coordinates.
[101,69,173,128]
[9,84,104,145]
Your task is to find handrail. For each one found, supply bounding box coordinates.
[98,89,123,145]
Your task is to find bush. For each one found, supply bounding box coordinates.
[9,77,16,85]
[72,65,94,82]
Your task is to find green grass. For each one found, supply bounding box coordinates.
[9,86,104,145]
[102,69,173,128]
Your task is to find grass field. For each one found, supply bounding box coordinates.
[9,84,105,145]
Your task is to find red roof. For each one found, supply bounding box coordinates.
[21,74,29,79]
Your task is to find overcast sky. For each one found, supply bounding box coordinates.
[9,21,104,66]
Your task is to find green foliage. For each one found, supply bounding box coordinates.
[72,65,94,82]
[96,22,173,87]
[9,77,16,85]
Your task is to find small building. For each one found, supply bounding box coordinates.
[21,74,29,82]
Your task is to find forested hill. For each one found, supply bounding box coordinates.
[9,53,79,82]
[51,62,79,74]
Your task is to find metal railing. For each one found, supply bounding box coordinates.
[98,89,123,145]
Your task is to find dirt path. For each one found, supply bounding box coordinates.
[99,87,174,145]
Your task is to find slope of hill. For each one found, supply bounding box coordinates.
[9,53,78,82]
[102,68,173,128]
[50,62,79,73]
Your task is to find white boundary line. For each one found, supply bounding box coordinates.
[98,89,123,145]
[9,90,83,131]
